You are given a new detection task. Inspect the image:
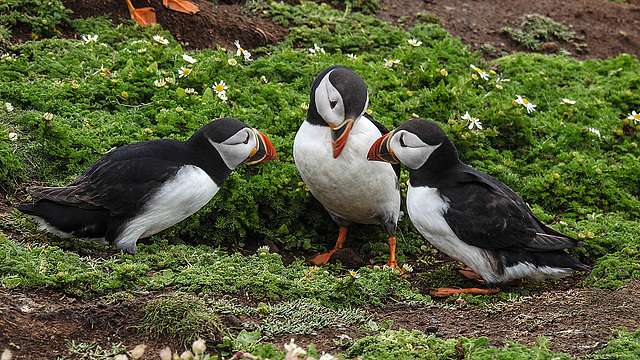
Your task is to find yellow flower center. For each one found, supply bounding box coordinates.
[215,84,225,92]
[634,114,640,120]
[522,98,529,104]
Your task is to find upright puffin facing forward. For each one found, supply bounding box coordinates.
[17,118,277,254]
[293,65,401,268]
[368,118,588,295]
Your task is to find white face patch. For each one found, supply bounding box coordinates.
[208,128,258,170]
[314,70,346,128]
[389,130,442,170]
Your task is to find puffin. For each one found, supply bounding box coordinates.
[293,65,401,268]
[368,118,589,296]
[16,118,277,254]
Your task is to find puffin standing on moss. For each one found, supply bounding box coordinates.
[293,65,401,268]
[16,118,277,254]
[368,118,588,295]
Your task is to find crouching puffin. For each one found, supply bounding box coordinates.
[16,118,277,254]
[293,65,401,268]
[368,118,589,295]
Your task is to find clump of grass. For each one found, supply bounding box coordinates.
[141,291,225,346]
[501,14,578,51]
[250,298,369,338]
[584,327,640,360]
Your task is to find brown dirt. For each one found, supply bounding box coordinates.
[3,0,640,359]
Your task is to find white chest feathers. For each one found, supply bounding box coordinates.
[293,119,400,225]
[114,165,220,253]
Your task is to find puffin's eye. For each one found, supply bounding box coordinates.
[329,100,337,109]
[243,133,250,144]
[399,135,407,147]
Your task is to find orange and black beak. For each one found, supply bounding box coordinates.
[330,118,354,158]
[367,131,399,164]
[245,129,277,164]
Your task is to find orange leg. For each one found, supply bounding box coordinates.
[308,226,347,266]
[384,236,399,269]
[430,287,501,298]
[124,0,156,26]
[163,0,200,14]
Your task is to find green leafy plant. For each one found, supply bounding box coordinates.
[501,14,579,51]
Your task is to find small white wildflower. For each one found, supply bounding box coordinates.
[182,53,197,64]
[165,77,174,84]
[260,75,268,83]
[213,80,228,94]
[234,40,251,61]
[217,91,228,101]
[5,102,14,112]
[1,53,13,61]
[301,103,309,111]
[179,66,191,78]
[257,245,270,254]
[227,58,238,66]
[515,95,537,113]
[407,38,422,47]
[470,64,489,80]
[347,53,357,60]
[495,76,510,83]
[184,88,197,95]
[440,69,448,76]
[308,43,325,55]
[589,127,601,138]
[154,79,166,88]
[348,270,360,279]
[8,132,18,142]
[401,263,414,273]
[628,110,640,124]
[82,34,98,43]
[462,111,483,130]
[384,58,400,67]
[562,98,576,105]
[153,34,169,45]
[138,48,147,54]
[43,112,53,121]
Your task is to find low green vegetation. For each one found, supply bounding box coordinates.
[1,1,640,359]
[501,14,581,52]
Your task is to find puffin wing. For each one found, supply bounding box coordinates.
[366,113,401,179]
[28,142,185,216]
[442,166,579,252]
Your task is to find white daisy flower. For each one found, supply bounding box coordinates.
[234,40,251,61]
[308,43,325,55]
[515,95,537,113]
[347,53,357,60]
[5,102,14,112]
[8,132,18,142]
[462,111,483,130]
[82,34,98,43]
[407,38,422,47]
[182,54,197,64]
[384,58,400,67]
[227,58,237,66]
[627,110,640,124]
[154,79,166,88]
[184,88,197,95]
[179,67,191,78]
[153,35,169,45]
[470,64,489,80]
[562,98,576,105]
